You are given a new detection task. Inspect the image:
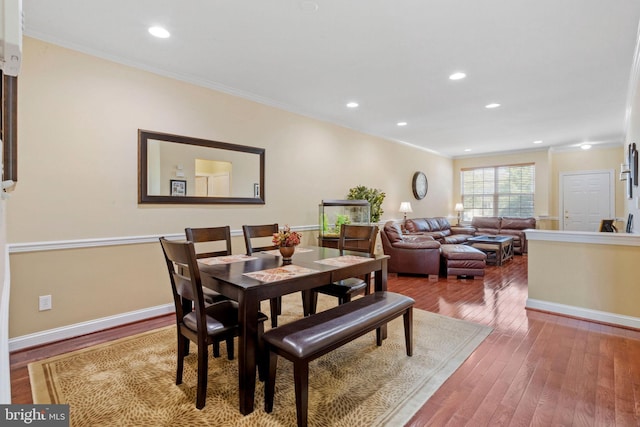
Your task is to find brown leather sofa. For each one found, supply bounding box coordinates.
[404,217,475,244]
[380,221,441,278]
[470,216,536,254]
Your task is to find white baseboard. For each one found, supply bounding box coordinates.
[8,303,175,352]
[526,298,640,329]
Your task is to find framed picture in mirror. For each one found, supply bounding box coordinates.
[170,179,186,196]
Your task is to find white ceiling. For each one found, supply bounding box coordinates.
[22,0,640,157]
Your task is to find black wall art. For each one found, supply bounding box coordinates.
[627,143,638,199]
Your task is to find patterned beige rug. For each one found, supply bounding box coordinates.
[29,294,491,426]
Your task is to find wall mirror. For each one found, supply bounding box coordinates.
[138,130,265,204]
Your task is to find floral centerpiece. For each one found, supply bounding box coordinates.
[272,225,302,247]
[273,225,301,263]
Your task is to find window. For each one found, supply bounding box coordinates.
[461,163,535,220]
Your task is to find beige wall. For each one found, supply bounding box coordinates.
[528,238,640,318]
[7,38,453,337]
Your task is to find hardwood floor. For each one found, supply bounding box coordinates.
[10,255,640,426]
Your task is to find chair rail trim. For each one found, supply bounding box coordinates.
[8,225,318,253]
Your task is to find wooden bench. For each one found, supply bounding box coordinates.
[263,291,415,427]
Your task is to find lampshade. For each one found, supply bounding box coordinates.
[454,203,464,212]
[399,202,413,213]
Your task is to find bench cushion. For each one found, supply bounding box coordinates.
[263,292,414,359]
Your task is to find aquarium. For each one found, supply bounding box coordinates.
[318,199,370,247]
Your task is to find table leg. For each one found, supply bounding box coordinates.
[375,259,388,340]
[501,240,514,264]
[238,293,260,415]
[301,290,317,316]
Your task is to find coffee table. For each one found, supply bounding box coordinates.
[466,235,514,266]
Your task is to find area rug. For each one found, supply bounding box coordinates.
[29,294,492,426]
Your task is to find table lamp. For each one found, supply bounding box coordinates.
[399,202,413,221]
[454,203,464,225]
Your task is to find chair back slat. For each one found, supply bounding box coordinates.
[242,224,279,254]
[185,226,232,258]
[339,224,378,255]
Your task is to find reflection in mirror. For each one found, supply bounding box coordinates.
[139,130,265,204]
[194,159,232,197]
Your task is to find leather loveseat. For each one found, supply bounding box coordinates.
[404,217,475,244]
[470,216,536,254]
[380,221,441,278]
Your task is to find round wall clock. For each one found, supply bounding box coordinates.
[412,171,428,200]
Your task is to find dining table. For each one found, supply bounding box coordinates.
[197,245,389,415]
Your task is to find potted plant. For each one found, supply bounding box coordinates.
[347,186,386,223]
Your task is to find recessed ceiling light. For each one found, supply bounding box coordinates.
[299,0,319,12]
[533,140,543,144]
[485,103,501,109]
[449,72,466,80]
[397,121,407,126]
[464,148,472,152]
[581,144,592,150]
[148,26,170,38]
[346,102,359,108]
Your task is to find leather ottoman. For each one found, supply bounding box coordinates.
[440,244,487,279]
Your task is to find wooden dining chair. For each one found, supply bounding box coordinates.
[184,226,234,304]
[159,237,267,409]
[308,224,379,315]
[242,224,282,327]
[184,226,236,356]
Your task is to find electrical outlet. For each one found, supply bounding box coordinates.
[39,295,52,311]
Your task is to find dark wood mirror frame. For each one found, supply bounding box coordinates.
[2,73,18,183]
[138,129,265,204]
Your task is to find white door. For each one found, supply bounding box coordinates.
[560,170,614,231]
[209,173,230,197]
[194,173,230,197]
[194,176,208,196]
